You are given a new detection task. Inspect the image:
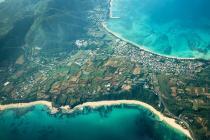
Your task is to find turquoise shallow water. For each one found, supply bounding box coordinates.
[107,0,210,59]
[0,105,189,140]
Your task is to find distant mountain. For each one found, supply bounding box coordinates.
[0,0,101,66]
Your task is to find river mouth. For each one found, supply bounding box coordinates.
[107,0,210,59]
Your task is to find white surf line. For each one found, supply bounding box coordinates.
[66,100,193,139]
[0,101,59,114]
[0,100,193,139]
[109,0,121,19]
[102,22,197,61]
[106,0,200,61]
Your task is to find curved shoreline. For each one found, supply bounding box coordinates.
[107,0,201,61]
[0,101,59,114]
[102,22,196,61]
[0,100,192,139]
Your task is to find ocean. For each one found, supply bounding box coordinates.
[107,0,210,59]
[0,105,189,140]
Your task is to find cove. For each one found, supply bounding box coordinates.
[107,0,210,59]
[0,104,190,140]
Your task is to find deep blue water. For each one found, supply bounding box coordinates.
[107,0,210,59]
[0,105,189,140]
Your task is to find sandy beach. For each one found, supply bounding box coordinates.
[74,100,192,139]
[0,100,192,139]
[102,22,196,61]
[0,101,58,114]
[107,0,197,61]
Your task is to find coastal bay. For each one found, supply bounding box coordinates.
[107,0,210,59]
[0,100,191,140]
[0,100,192,139]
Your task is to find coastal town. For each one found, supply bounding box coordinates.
[0,0,210,140]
